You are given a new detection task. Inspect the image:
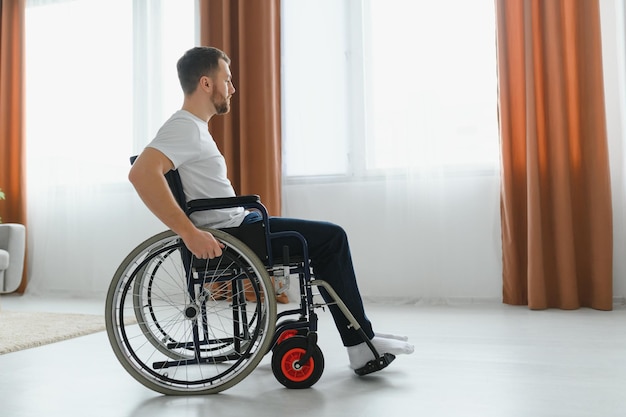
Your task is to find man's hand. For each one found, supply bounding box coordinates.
[181,227,225,259]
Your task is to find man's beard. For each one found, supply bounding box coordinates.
[212,91,231,115]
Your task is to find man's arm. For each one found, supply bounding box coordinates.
[128,147,224,259]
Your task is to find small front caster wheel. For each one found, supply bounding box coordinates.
[271,336,324,389]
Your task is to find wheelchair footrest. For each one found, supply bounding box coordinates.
[353,353,396,376]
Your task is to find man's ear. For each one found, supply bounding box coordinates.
[200,76,212,91]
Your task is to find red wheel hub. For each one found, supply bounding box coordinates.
[276,329,298,345]
[281,348,314,382]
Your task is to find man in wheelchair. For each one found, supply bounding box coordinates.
[128,46,414,375]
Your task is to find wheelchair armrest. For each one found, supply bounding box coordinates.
[187,195,261,213]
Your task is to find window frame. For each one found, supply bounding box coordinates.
[281,0,500,184]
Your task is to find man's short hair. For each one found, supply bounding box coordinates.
[177,46,231,95]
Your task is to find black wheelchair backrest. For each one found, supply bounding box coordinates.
[130,155,187,212]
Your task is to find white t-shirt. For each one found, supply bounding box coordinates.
[147,110,246,228]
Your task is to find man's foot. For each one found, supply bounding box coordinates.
[347,335,414,371]
[375,332,409,341]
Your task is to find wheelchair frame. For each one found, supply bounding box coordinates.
[104,162,393,395]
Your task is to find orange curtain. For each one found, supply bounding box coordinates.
[495,0,612,310]
[199,0,282,216]
[0,0,27,293]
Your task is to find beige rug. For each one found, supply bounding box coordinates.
[0,310,106,354]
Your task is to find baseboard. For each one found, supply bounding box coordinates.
[362,296,502,305]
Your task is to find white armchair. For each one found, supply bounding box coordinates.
[0,223,26,293]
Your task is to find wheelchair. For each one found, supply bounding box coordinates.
[104,162,395,395]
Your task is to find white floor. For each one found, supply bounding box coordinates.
[1,294,625,417]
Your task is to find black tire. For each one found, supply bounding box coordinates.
[105,228,276,395]
[271,336,324,389]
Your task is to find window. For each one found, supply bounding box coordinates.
[25,0,197,185]
[24,0,197,295]
[281,0,352,177]
[281,0,499,178]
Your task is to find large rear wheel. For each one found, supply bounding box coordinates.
[105,228,276,395]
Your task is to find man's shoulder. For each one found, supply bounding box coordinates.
[156,111,204,140]
[164,110,200,128]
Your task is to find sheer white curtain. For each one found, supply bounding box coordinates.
[25,0,196,296]
[601,0,626,299]
[281,0,502,301]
